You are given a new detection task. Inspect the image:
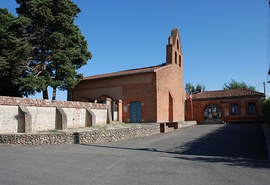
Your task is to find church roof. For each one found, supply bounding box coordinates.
[83,63,171,81]
[191,89,265,100]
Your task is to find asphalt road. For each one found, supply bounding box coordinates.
[0,123,269,185]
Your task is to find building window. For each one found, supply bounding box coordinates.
[175,51,177,64]
[248,102,256,115]
[231,103,238,115]
[179,55,181,67]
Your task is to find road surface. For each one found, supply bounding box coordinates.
[0,123,269,185]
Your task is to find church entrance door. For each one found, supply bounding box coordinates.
[130,101,142,123]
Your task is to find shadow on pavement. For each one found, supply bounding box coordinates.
[176,123,268,159]
[173,155,270,169]
[81,123,270,169]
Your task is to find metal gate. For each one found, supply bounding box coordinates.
[130,101,142,123]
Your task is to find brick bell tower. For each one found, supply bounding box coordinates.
[166,28,183,68]
[164,28,185,122]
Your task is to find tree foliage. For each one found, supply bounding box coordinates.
[223,79,256,91]
[185,82,205,93]
[262,97,270,125]
[0,0,92,99]
[0,8,29,97]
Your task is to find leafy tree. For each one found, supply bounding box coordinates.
[185,83,194,93]
[185,82,205,93]
[223,79,256,91]
[14,0,92,99]
[0,8,30,97]
[195,84,205,93]
[262,97,270,125]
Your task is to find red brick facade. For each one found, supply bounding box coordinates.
[72,29,185,123]
[185,89,265,123]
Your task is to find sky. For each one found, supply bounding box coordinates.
[1,0,270,100]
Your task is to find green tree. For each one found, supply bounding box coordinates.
[262,97,270,125]
[223,79,256,91]
[0,8,30,97]
[14,0,92,99]
[195,84,205,93]
[185,83,194,93]
[185,82,205,93]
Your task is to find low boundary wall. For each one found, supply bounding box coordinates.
[179,121,197,128]
[0,96,109,134]
[0,124,160,145]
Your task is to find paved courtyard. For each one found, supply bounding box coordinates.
[0,123,269,185]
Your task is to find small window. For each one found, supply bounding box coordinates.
[179,55,181,67]
[248,102,256,115]
[177,39,179,49]
[231,103,238,115]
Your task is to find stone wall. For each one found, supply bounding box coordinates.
[179,121,197,128]
[77,124,160,144]
[0,96,106,108]
[0,124,160,145]
[0,96,109,134]
[0,105,18,133]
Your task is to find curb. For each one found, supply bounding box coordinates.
[262,124,270,160]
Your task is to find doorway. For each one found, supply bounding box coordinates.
[130,101,142,123]
[204,104,221,120]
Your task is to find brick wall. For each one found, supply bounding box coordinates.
[72,66,185,123]
[185,97,264,123]
[72,73,158,123]
[156,65,185,122]
[122,73,157,123]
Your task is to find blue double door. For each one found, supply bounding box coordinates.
[130,101,142,123]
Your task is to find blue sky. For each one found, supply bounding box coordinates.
[1,0,269,100]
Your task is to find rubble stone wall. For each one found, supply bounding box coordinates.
[0,124,160,145]
[179,121,197,128]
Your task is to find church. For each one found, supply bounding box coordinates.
[71,28,186,123]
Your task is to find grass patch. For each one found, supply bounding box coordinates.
[90,125,108,130]
[39,129,62,133]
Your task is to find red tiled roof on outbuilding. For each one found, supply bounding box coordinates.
[191,89,265,100]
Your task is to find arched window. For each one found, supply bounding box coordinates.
[179,55,181,67]
[177,39,179,50]
[175,51,177,64]
[169,93,173,122]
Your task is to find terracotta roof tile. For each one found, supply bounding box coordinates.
[191,89,264,100]
[83,63,170,80]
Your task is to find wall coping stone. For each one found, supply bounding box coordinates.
[0,96,107,109]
